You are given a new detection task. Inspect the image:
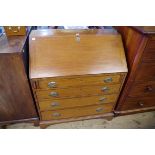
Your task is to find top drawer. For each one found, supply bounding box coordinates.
[142,48,155,63]
[135,63,155,82]
[146,40,155,50]
[34,74,121,89]
[142,39,155,63]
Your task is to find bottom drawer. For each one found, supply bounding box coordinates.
[41,103,114,121]
[120,96,155,111]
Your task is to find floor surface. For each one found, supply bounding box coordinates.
[1,111,155,129]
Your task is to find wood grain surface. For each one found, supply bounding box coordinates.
[0,27,31,54]
[35,83,121,101]
[38,94,118,111]
[29,29,127,79]
[41,103,114,121]
[118,96,155,111]
[29,29,127,126]
[0,28,38,123]
[114,26,155,115]
[36,74,121,89]
[0,54,37,122]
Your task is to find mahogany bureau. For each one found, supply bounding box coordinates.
[115,26,155,115]
[0,27,38,126]
[29,29,128,128]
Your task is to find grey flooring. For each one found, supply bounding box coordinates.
[1,111,155,129]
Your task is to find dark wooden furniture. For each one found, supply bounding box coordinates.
[114,26,155,115]
[4,26,27,36]
[0,28,38,126]
[29,29,127,128]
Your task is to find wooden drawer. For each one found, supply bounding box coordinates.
[135,63,155,82]
[129,81,155,97]
[35,74,121,89]
[120,96,155,111]
[142,35,155,63]
[142,49,155,63]
[146,40,155,50]
[41,103,114,121]
[38,94,118,111]
[35,84,121,101]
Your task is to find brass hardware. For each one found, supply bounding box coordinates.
[96,107,103,112]
[99,97,107,102]
[52,112,61,117]
[8,26,20,33]
[138,101,144,107]
[75,33,80,42]
[101,87,109,92]
[48,81,57,88]
[145,86,153,92]
[104,77,113,83]
[51,102,59,107]
[49,92,59,97]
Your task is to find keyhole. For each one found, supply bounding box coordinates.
[76,33,80,42]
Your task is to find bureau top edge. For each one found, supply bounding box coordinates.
[29,29,119,38]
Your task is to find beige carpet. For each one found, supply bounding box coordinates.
[1,111,155,129]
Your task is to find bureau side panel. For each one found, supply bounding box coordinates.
[0,53,38,122]
[115,26,144,70]
[114,26,149,113]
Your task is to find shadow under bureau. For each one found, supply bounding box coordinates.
[29,29,128,128]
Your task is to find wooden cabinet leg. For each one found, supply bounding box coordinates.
[33,120,39,127]
[40,124,48,129]
[104,116,113,121]
[1,125,7,129]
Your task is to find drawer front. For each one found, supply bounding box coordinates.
[35,84,121,101]
[38,94,118,111]
[146,40,155,50]
[135,63,155,82]
[36,74,120,89]
[41,103,114,121]
[142,49,155,63]
[129,81,155,97]
[120,96,155,111]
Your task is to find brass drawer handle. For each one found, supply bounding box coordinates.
[101,87,109,92]
[96,107,103,112]
[145,86,153,92]
[49,92,59,97]
[51,102,59,107]
[104,77,113,83]
[138,101,144,107]
[48,81,57,88]
[52,112,61,117]
[99,97,107,102]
